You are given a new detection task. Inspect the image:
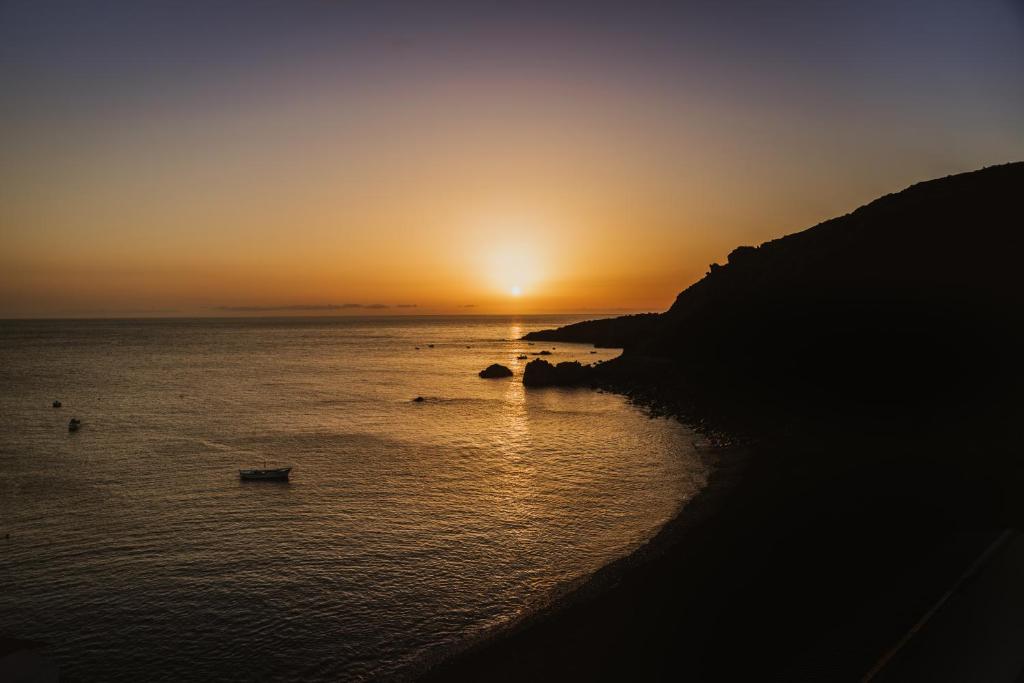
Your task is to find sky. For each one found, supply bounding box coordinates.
[1,0,1022,317]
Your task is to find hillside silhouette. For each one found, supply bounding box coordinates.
[526,162,1023,432]
[432,163,1024,682]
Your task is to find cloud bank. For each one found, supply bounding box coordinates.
[214,303,409,312]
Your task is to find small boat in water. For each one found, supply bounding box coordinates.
[239,466,291,481]
[68,418,81,432]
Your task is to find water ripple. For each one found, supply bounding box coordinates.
[0,316,704,681]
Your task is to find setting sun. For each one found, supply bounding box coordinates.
[477,239,546,301]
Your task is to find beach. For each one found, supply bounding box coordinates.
[426,411,1011,681]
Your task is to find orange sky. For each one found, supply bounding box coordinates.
[2,2,1022,318]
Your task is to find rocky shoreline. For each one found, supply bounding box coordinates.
[423,163,1023,680]
[423,381,1011,681]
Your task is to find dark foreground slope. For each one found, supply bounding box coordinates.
[430,164,1024,681]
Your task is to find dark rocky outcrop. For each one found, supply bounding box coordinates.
[523,162,1024,430]
[478,364,513,379]
[522,312,660,349]
[522,359,590,387]
[726,244,757,265]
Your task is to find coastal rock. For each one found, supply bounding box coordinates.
[727,245,757,265]
[521,312,660,349]
[478,364,513,379]
[522,359,589,387]
[412,396,425,402]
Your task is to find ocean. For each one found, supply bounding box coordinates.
[0,316,705,681]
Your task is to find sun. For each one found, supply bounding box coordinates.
[474,233,546,299]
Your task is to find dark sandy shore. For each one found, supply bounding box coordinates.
[422,415,1012,682]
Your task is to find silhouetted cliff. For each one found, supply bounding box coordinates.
[527,162,1024,431]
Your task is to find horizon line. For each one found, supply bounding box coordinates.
[0,309,653,322]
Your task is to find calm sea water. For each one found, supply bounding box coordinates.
[0,316,705,681]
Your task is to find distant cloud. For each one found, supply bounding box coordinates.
[396,304,418,308]
[117,308,181,315]
[214,303,392,312]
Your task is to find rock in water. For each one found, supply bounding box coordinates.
[478,364,513,379]
[522,359,589,387]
